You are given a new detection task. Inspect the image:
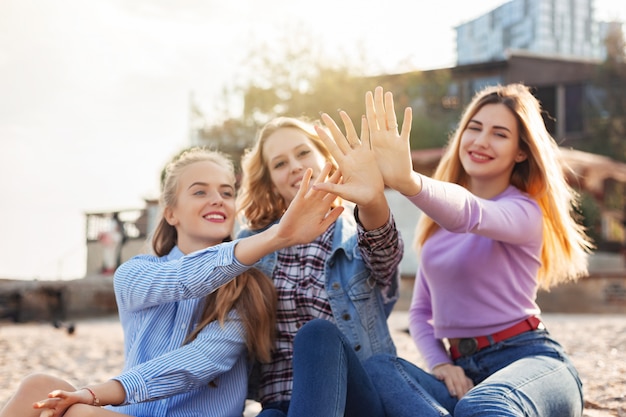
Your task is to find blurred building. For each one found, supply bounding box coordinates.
[455,0,605,65]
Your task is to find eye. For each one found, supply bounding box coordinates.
[221,190,234,198]
[192,190,206,196]
[298,149,311,158]
[273,160,285,169]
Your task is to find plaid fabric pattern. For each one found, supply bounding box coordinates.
[258,213,402,404]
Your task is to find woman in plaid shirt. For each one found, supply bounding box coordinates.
[237,116,404,417]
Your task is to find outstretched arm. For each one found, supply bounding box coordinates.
[234,163,343,264]
[365,86,422,196]
[314,111,390,230]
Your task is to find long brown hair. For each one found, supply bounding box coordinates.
[415,84,593,289]
[237,117,338,230]
[153,147,277,362]
[184,268,277,362]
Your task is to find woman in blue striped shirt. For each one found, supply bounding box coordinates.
[0,147,343,417]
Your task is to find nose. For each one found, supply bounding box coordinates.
[207,190,224,206]
[473,131,489,147]
[289,157,304,173]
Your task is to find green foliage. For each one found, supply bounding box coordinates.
[234,30,375,126]
[584,22,626,162]
[196,26,463,167]
[577,190,602,248]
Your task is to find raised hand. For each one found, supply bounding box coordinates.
[313,110,392,230]
[314,111,385,208]
[275,163,344,244]
[365,86,418,196]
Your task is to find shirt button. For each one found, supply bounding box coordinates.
[342,313,351,321]
[354,344,361,351]
[332,283,340,290]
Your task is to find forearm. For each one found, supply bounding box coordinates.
[394,171,423,197]
[80,380,126,407]
[358,211,403,286]
[355,194,392,231]
[233,224,293,265]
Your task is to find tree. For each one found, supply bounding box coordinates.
[584,22,626,162]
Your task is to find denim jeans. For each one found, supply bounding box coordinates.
[364,329,583,417]
[257,319,385,417]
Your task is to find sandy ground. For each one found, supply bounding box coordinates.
[0,312,624,416]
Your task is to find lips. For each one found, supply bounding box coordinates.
[469,151,492,161]
[203,212,226,222]
[292,177,303,188]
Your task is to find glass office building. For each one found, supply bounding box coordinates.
[456,0,603,65]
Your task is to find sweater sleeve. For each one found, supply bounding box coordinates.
[407,176,542,244]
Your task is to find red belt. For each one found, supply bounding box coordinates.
[448,316,543,360]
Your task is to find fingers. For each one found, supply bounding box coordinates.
[320,206,344,228]
[33,398,60,409]
[432,363,474,399]
[339,111,360,147]
[367,86,411,135]
[400,106,412,140]
[384,90,398,131]
[293,168,314,202]
[360,115,371,149]
[319,113,351,155]
[315,123,344,165]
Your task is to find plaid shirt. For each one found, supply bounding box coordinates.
[258,212,401,404]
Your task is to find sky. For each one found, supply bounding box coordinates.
[1,0,625,281]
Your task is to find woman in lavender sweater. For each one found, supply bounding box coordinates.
[315,84,593,417]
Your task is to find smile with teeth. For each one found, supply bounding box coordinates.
[470,151,492,161]
[204,213,225,221]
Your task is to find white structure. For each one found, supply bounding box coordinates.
[456,0,605,65]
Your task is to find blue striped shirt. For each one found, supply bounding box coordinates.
[107,242,252,417]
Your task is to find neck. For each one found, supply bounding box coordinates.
[468,178,510,199]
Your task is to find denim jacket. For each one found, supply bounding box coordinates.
[238,214,400,361]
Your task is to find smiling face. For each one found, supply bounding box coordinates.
[459,103,527,197]
[164,160,236,253]
[262,127,327,205]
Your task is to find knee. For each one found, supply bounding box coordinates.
[454,384,513,417]
[18,373,72,392]
[294,319,338,347]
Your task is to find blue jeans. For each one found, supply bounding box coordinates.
[258,319,385,417]
[364,329,583,417]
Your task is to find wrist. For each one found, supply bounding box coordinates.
[82,387,100,406]
[397,172,422,196]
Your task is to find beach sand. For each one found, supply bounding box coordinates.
[0,312,623,416]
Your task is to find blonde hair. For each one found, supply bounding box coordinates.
[415,83,593,289]
[153,147,277,362]
[238,117,338,230]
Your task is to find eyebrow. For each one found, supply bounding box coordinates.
[187,182,234,190]
[468,119,513,133]
[269,144,309,163]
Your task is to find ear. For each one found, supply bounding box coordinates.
[515,151,528,163]
[163,207,178,226]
